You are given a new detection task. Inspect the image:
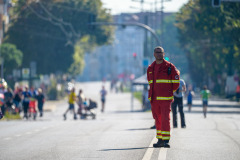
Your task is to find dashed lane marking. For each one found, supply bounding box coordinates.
[4,137,12,140]
[158,148,168,160]
[15,134,21,137]
[142,137,157,160]
[143,130,172,160]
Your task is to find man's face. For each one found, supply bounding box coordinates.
[154,49,165,61]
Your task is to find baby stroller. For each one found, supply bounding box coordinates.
[80,99,97,119]
[28,98,37,120]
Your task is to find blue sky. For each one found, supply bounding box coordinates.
[101,0,189,14]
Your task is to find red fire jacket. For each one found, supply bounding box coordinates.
[147,59,180,102]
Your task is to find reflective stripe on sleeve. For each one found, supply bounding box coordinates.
[156,135,162,139]
[148,80,153,84]
[148,97,151,101]
[156,96,174,100]
[157,130,161,134]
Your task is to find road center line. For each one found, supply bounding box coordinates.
[158,130,172,160]
[158,148,168,160]
[142,137,157,160]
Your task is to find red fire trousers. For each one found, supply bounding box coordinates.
[151,100,171,141]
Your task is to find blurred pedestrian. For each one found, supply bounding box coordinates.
[100,86,107,112]
[187,87,195,112]
[4,87,14,113]
[0,86,5,115]
[22,86,32,119]
[77,89,85,116]
[35,88,45,117]
[63,87,77,120]
[236,81,240,102]
[200,85,211,118]
[171,79,187,128]
[0,107,3,119]
[13,87,22,114]
[147,46,180,148]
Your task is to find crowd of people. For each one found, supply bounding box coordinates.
[0,85,45,120]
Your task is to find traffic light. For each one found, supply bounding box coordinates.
[165,57,169,61]
[212,0,221,7]
[133,52,137,58]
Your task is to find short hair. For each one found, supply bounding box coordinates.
[154,46,164,53]
[203,85,207,90]
[38,88,42,93]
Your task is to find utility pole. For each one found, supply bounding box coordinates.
[132,0,150,74]
[154,0,171,47]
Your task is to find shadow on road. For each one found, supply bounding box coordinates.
[112,110,144,114]
[188,110,240,114]
[99,147,153,151]
[192,104,240,109]
[126,128,153,131]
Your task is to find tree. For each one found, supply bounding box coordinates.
[175,0,240,94]
[156,14,188,75]
[0,43,23,76]
[6,0,114,75]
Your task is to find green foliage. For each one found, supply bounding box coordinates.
[156,14,188,74]
[134,91,142,103]
[0,43,23,75]
[3,112,21,120]
[5,0,114,74]
[175,0,240,94]
[47,79,59,100]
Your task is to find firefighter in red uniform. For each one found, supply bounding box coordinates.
[147,46,180,148]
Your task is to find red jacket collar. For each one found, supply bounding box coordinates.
[149,59,168,69]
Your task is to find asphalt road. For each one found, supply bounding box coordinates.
[0,82,240,160]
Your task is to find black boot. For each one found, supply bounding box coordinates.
[150,125,156,129]
[163,140,170,148]
[153,139,170,148]
[153,139,164,148]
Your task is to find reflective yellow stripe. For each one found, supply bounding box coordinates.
[156,96,174,100]
[155,79,180,83]
[156,135,162,139]
[156,79,172,83]
[171,80,180,83]
[162,136,170,140]
[148,97,151,101]
[161,131,170,135]
[148,80,153,84]
[173,90,176,93]
[149,72,152,74]
[157,130,161,133]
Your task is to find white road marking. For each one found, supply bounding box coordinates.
[142,137,157,160]
[158,130,173,160]
[158,148,168,160]
[15,134,21,137]
[143,130,173,160]
[4,137,12,140]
